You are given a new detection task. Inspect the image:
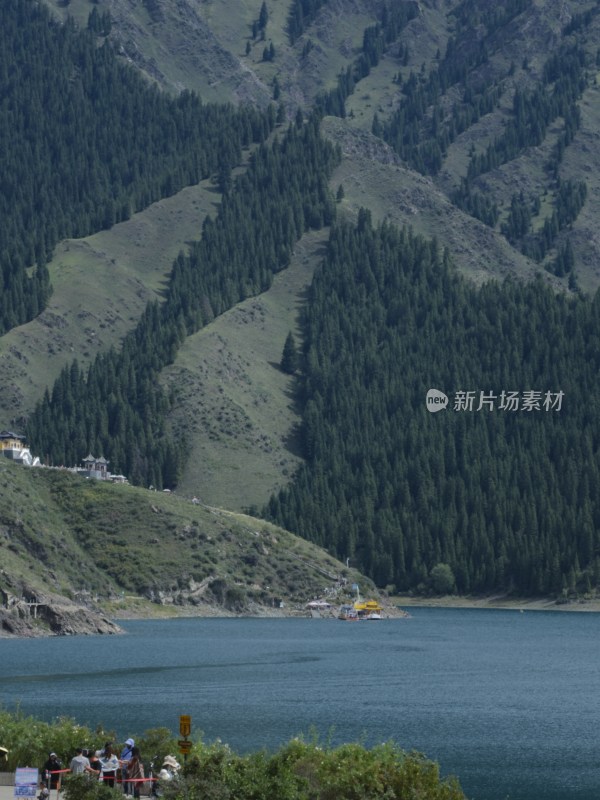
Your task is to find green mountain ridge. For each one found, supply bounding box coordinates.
[1,0,600,606]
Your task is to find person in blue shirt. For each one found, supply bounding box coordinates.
[120,738,135,795]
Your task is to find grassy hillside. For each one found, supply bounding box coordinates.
[0,181,220,427]
[3,0,600,520]
[42,0,379,107]
[0,459,373,618]
[42,0,272,105]
[36,0,600,297]
[163,228,328,510]
[323,117,541,284]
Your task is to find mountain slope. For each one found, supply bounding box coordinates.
[162,229,327,510]
[265,214,600,596]
[1,0,600,599]
[0,459,374,635]
[0,180,221,427]
[34,0,600,299]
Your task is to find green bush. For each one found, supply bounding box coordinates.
[0,712,466,800]
[176,738,466,800]
[273,739,465,800]
[224,587,247,612]
[62,774,122,800]
[136,727,179,769]
[0,707,112,772]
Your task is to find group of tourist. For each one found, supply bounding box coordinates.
[41,742,181,799]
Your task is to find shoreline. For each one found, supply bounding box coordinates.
[392,593,600,613]
[110,593,600,621]
[4,594,599,638]
[110,595,600,623]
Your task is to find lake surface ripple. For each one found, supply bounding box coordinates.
[1,608,598,800]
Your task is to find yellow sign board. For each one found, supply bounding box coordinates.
[179,715,192,737]
[178,740,192,755]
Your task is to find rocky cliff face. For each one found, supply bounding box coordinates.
[0,575,122,638]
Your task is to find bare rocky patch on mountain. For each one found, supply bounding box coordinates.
[0,573,122,638]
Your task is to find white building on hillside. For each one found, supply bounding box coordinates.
[0,430,40,466]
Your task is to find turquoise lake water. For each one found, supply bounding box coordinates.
[1,608,599,800]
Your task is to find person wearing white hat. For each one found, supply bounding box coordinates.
[42,753,62,790]
[158,756,180,782]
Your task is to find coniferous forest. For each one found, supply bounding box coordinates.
[266,215,600,597]
[4,0,600,600]
[26,115,340,486]
[0,0,268,334]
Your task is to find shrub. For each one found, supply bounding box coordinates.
[0,713,466,800]
[177,738,466,800]
[270,739,465,800]
[224,587,247,612]
[62,774,121,800]
[0,708,112,772]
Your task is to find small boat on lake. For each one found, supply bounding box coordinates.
[338,604,358,620]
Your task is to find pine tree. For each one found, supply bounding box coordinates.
[281,332,299,374]
[259,1,269,30]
